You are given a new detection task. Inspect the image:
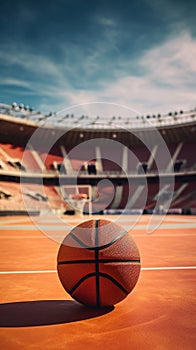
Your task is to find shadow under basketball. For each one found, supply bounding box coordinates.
[0,300,114,327]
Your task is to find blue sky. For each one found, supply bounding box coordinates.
[0,0,195,115]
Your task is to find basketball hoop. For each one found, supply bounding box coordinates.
[61,185,92,216]
[68,193,88,216]
[70,193,88,200]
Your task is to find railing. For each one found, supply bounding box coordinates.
[0,167,196,178]
[1,104,196,131]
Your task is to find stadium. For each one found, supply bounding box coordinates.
[0,102,196,349]
[0,102,196,216]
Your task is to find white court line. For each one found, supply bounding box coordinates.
[0,266,196,275]
[1,223,196,231]
[0,270,56,274]
[142,266,196,271]
[1,232,196,239]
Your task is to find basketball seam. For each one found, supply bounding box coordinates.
[68,230,128,250]
[68,272,130,296]
[68,272,97,294]
[58,259,140,265]
[95,219,100,307]
[69,232,90,249]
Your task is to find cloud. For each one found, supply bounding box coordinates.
[1,29,195,115]
[57,30,196,115]
[98,17,116,27]
[2,78,31,89]
[140,31,196,84]
[0,50,62,80]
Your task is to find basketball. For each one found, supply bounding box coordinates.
[57,219,141,307]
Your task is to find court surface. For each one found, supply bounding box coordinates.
[0,214,196,350]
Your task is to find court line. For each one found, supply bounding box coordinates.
[142,266,196,271]
[1,217,196,227]
[1,223,196,231]
[0,232,196,239]
[0,270,56,274]
[0,266,196,274]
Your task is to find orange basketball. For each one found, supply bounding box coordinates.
[57,219,141,307]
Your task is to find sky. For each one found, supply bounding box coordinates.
[0,0,196,116]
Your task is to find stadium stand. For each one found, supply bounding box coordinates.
[0,103,196,215]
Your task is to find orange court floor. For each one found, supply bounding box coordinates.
[0,214,196,350]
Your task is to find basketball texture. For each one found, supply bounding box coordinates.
[57,219,141,307]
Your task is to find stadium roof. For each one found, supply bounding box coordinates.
[0,103,196,147]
